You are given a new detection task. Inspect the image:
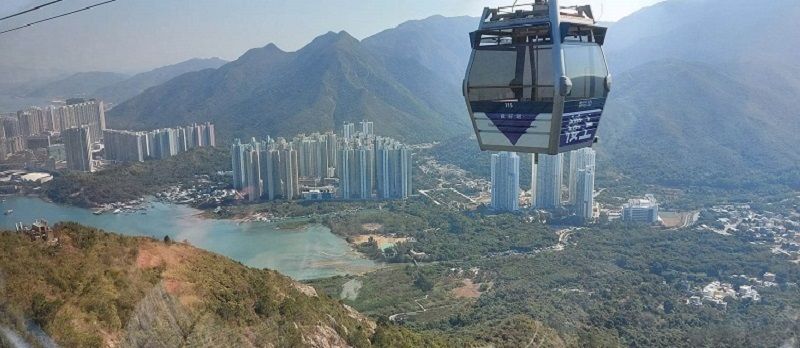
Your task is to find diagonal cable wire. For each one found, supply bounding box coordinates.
[0,0,118,36]
[0,0,64,22]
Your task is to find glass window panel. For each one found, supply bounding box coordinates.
[533,47,554,101]
[563,44,609,100]
[468,49,518,87]
[468,47,530,102]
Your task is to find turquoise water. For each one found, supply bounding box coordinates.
[0,196,378,280]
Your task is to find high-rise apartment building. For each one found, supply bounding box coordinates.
[534,153,563,210]
[375,138,413,199]
[359,120,374,137]
[242,139,262,201]
[51,100,106,140]
[325,131,337,175]
[63,126,93,172]
[575,167,595,223]
[491,152,520,212]
[232,138,268,201]
[260,146,282,200]
[1,115,19,138]
[568,148,596,204]
[17,110,43,136]
[337,142,374,200]
[231,139,246,190]
[281,146,300,200]
[104,130,147,163]
[342,122,356,140]
[150,128,180,159]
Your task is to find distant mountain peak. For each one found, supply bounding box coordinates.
[233,43,290,67]
[262,43,284,52]
[108,16,479,143]
[306,30,359,48]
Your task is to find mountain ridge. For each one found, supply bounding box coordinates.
[108,5,800,188]
[108,28,472,142]
[25,71,129,99]
[96,57,228,104]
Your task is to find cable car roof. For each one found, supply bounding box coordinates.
[470,3,608,49]
[476,2,600,32]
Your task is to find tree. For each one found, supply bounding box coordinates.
[414,272,433,292]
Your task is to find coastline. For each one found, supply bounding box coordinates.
[5,192,397,266]
[2,195,383,280]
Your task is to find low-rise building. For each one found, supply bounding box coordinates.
[622,194,660,224]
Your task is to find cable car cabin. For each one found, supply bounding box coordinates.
[464,1,610,154]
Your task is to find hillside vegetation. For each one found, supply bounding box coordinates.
[0,223,445,347]
[311,199,800,347]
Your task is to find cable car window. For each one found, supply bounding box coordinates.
[468,48,527,102]
[563,44,608,100]
[532,47,554,101]
[564,26,595,43]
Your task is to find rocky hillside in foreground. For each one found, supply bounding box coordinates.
[0,223,444,347]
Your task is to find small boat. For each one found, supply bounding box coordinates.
[113,209,121,214]
[4,209,12,215]
[93,210,103,215]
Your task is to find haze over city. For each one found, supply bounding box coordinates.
[0,0,664,72]
[1,0,799,347]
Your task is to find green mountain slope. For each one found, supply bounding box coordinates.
[0,223,444,347]
[96,58,227,104]
[363,15,476,86]
[108,30,471,143]
[606,0,800,73]
[593,0,800,188]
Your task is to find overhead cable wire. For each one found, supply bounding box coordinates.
[0,0,64,22]
[0,0,119,36]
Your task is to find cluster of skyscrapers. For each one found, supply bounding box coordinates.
[490,148,597,223]
[59,122,216,173]
[103,122,216,163]
[0,99,106,161]
[231,121,412,202]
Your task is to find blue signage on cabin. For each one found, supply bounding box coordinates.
[559,109,601,147]
[485,113,539,145]
[471,101,553,146]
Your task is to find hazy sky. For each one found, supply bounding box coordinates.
[0,0,664,73]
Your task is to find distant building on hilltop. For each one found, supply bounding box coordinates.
[491,152,520,212]
[622,194,660,224]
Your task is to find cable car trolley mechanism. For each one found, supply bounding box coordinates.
[464,0,610,155]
